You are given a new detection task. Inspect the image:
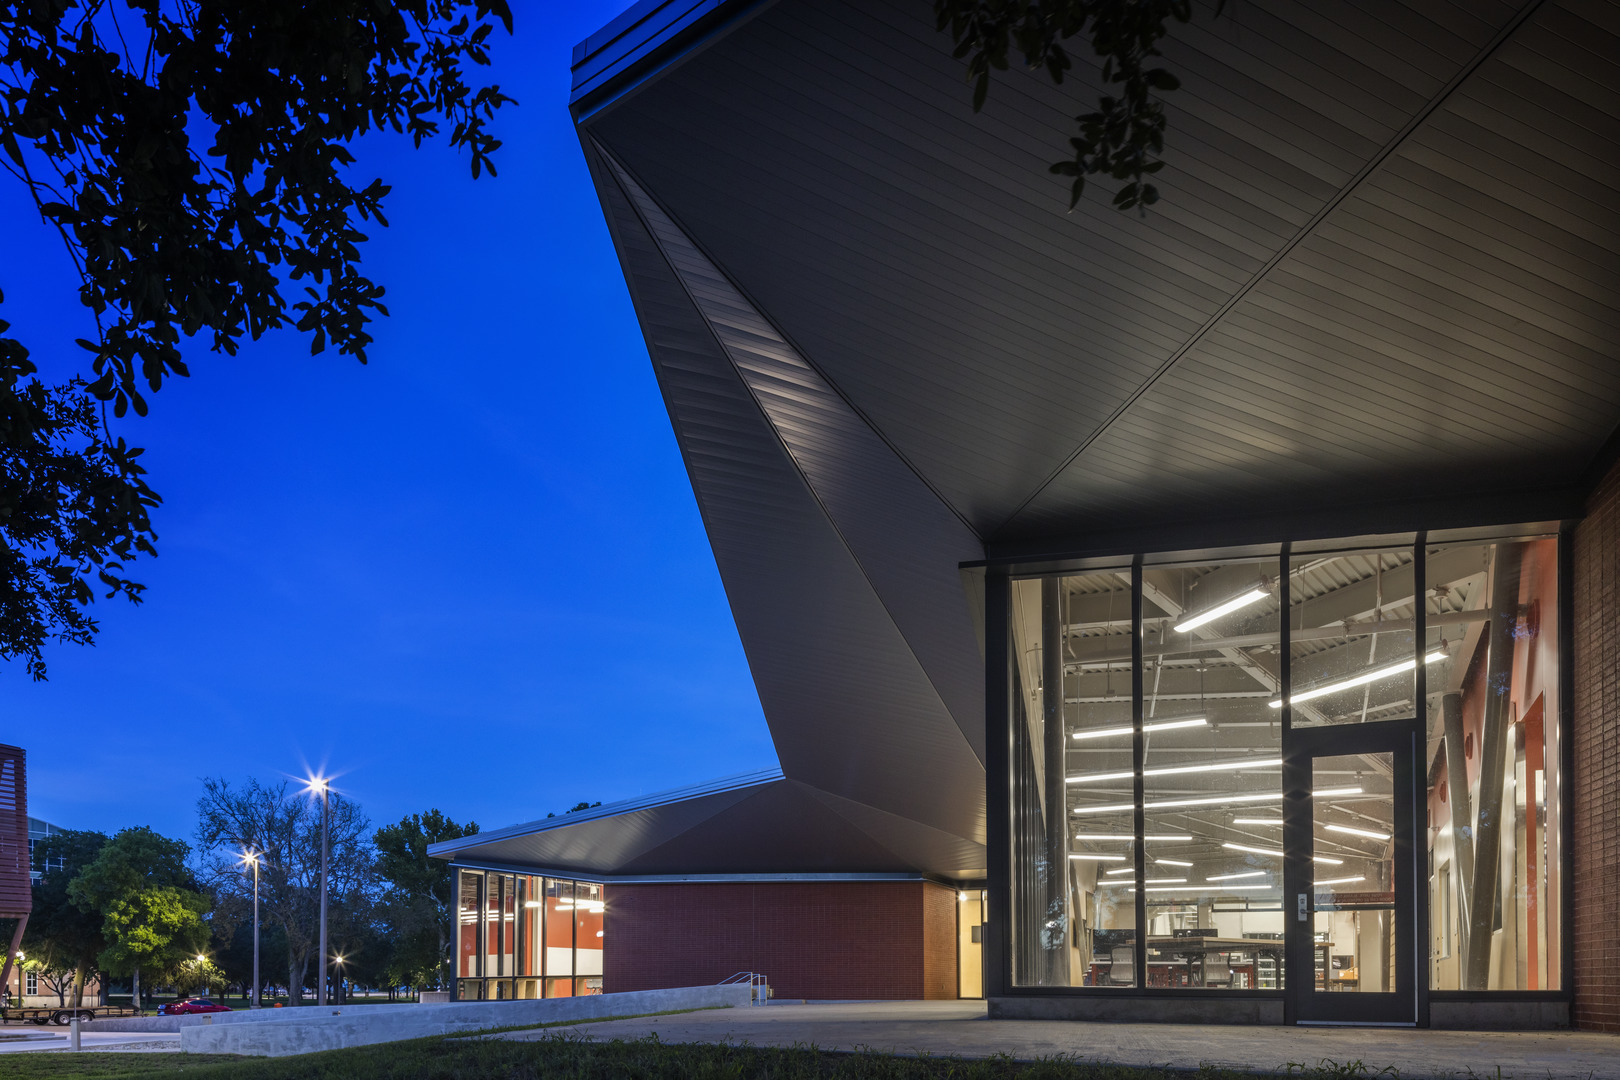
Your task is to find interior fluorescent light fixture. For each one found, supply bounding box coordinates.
[1155,858,1193,867]
[1134,885,1277,894]
[1314,875,1366,887]
[1221,842,1343,865]
[1174,588,1268,633]
[1270,651,1446,708]
[1072,717,1207,741]
[523,900,543,908]
[1073,833,1194,842]
[1104,867,1136,876]
[1068,853,1126,861]
[1068,758,1282,784]
[1104,877,1186,886]
[1233,817,1282,825]
[1074,785,1362,815]
[1325,823,1391,840]
[1207,870,1268,881]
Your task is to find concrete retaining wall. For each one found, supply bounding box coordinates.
[180,984,754,1056]
[90,1000,431,1033]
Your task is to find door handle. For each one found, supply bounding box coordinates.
[1297,893,1308,922]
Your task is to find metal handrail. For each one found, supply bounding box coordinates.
[716,971,769,1004]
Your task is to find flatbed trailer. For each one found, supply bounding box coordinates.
[1,1004,142,1025]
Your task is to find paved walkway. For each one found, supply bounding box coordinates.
[497,1000,1620,1080]
[0,1028,179,1054]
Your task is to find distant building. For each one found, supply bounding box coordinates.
[27,817,66,882]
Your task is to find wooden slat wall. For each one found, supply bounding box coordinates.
[0,745,29,917]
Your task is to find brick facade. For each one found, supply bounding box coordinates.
[602,880,959,1000]
[1573,458,1620,1031]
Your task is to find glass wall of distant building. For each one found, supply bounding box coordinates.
[1004,535,1564,997]
[454,869,605,1000]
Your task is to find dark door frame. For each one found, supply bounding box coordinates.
[1283,718,1422,1025]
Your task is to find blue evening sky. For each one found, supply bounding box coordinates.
[2,1,778,846]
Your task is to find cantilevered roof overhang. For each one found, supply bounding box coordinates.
[426,770,986,878]
[474,0,1618,880]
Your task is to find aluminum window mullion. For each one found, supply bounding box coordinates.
[1132,560,1147,990]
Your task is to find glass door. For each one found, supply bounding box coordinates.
[1287,722,1418,1024]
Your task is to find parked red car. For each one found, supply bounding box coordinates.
[157,998,232,1015]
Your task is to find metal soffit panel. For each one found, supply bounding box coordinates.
[612,780,913,874]
[601,145,988,760]
[429,774,770,871]
[433,779,982,877]
[590,148,986,842]
[1005,0,1620,539]
[582,0,1619,542]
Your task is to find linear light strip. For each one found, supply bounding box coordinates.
[1132,885,1278,894]
[1067,853,1126,861]
[1173,588,1268,633]
[1222,842,1343,865]
[1073,834,1193,841]
[1155,859,1193,867]
[1207,871,1268,881]
[1270,651,1446,708]
[1103,878,1186,886]
[1325,823,1391,840]
[1072,786,1361,815]
[1072,717,1207,741]
[1067,757,1283,785]
[1314,875,1367,886]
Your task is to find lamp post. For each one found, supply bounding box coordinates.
[332,954,345,1005]
[240,849,261,1008]
[306,776,330,1007]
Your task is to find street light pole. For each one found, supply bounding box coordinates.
[315,779,330,1007]
[249,852,261,1008]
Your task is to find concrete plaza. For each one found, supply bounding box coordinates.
[498,1001,1620,1080]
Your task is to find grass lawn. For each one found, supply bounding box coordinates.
[0,1034,1387,1080]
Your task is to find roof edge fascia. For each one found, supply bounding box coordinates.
[444,863,948,886]
[569,0,776,123]
[982,486,1587,569]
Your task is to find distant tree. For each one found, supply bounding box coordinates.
[194,777,372,1005]
[28,828,109,1006]
[935,0,1204,211]
[170,955,226,997]
[0,0,515,679]
[67,826,208,1006]
[546,800,600,818]
[373,809,476,993]
[19,954,74,1006]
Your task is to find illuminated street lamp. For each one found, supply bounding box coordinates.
[332,953,345,1005]
[305,775,331,1007]
[240,849,262,1008]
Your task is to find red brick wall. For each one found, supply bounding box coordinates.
[921,881,958,1000]
[1574,458,1620,1031]
[602,880,958,1000]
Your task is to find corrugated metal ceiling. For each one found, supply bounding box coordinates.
[584,0,1618,544]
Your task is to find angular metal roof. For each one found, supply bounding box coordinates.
[454,0,1616,881]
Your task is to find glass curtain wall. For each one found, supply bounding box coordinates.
[1424,539,1562,991]
[1008,537,1563,997]
[1140,559,1284,989]
[453,870,606,1001]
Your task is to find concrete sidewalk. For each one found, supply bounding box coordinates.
[498,1000,1620,1080]
[0,1030,179,1054]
